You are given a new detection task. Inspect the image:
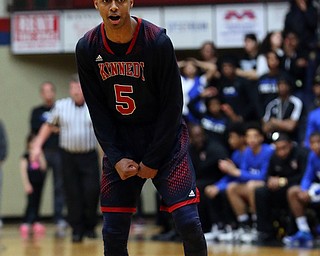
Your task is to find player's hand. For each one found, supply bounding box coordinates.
[115,158,139,180]
[267,176,279,190]
[218,159,240,177]
[137,162,158,179]
[204,185,219,199]
[24,183,33,194]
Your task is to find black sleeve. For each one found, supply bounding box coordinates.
[30,108,42,134]
[266,153,276,177]
[287,147,309,186]
[141,34,183,169]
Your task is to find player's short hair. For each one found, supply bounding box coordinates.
[245,121,264,136]
[310,131,320,141]
[40,81,56,92]
[244,33,257,42]
[228,121,246,136]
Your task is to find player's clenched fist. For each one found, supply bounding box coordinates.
[137,162,158,179]
[115,158,139,180]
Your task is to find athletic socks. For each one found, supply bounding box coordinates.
[296,216,311,233]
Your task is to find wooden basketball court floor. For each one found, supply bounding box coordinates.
[0,222,318,256]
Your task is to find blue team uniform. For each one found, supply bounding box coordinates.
[300,151,320,191]
[76,17,199,214]
[236,143,274,182]
[215,149,244,192]
[304,108,320,148]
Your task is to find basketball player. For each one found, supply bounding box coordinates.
[75,0,207,255]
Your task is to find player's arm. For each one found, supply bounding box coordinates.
[300,153,316,191]
[141,34,183,170]
[76,37,126,167]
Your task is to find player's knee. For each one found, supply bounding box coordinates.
[102,212,131,256]
[172,205,207,255]
[172,205,203,240]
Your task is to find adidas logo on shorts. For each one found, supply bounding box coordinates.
[189,190,195,197]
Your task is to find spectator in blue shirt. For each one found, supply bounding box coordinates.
[283,131,320,247]
[218,122,274,243]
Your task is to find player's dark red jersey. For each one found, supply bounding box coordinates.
[76,17,184,170]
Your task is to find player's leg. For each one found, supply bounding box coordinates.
[287,185,306,217]
[246,180,265,216]
[153,123,207,255]
[102,212,132,256]
[226,182,248,221]
[100,155,145,256]
[171,204,207,256]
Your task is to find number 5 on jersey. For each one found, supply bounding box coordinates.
[114,84,136,115]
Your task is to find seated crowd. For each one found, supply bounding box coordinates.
[152,27,320,247]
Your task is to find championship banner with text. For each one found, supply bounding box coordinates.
[11,11,62,54]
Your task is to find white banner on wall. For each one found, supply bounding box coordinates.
[62,10,102,52]
[132,7,163,27]
[216,4,265,48]
[266,2,289,32]
[164,6,214,50]
[11,11,62,54]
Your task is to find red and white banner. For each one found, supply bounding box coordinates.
[11,11,62,54]
[216,4,265,48]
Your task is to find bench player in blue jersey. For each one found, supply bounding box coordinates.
[75,0,207,255]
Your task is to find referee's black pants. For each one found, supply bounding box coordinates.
[61,149,100,235]
[255,186,290,236]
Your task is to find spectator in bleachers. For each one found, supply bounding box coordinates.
[217,55,260,122]
[204,121,246,241]
[255,133,308,244]
[217,122,274,243]
[236,33,260,81]
[304,79,320,148]
[284,0,318,52]
[256,50,291,118]
[280,30,308,101]
[284,0,319,108]
[262,76,303,143]
[256,31,284,78]
[306,75,320,113]
[283,131,320,247]
[199,41,221,86]
[178,58,217,123]
[188,124,228,235]
[188,87,229,148]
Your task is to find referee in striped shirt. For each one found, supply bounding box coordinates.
[32,74,100,243]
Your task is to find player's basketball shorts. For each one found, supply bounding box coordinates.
[100,123,199,213]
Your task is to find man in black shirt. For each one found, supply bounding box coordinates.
[255,133,308,243]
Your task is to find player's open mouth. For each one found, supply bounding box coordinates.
[109,15,120,21]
